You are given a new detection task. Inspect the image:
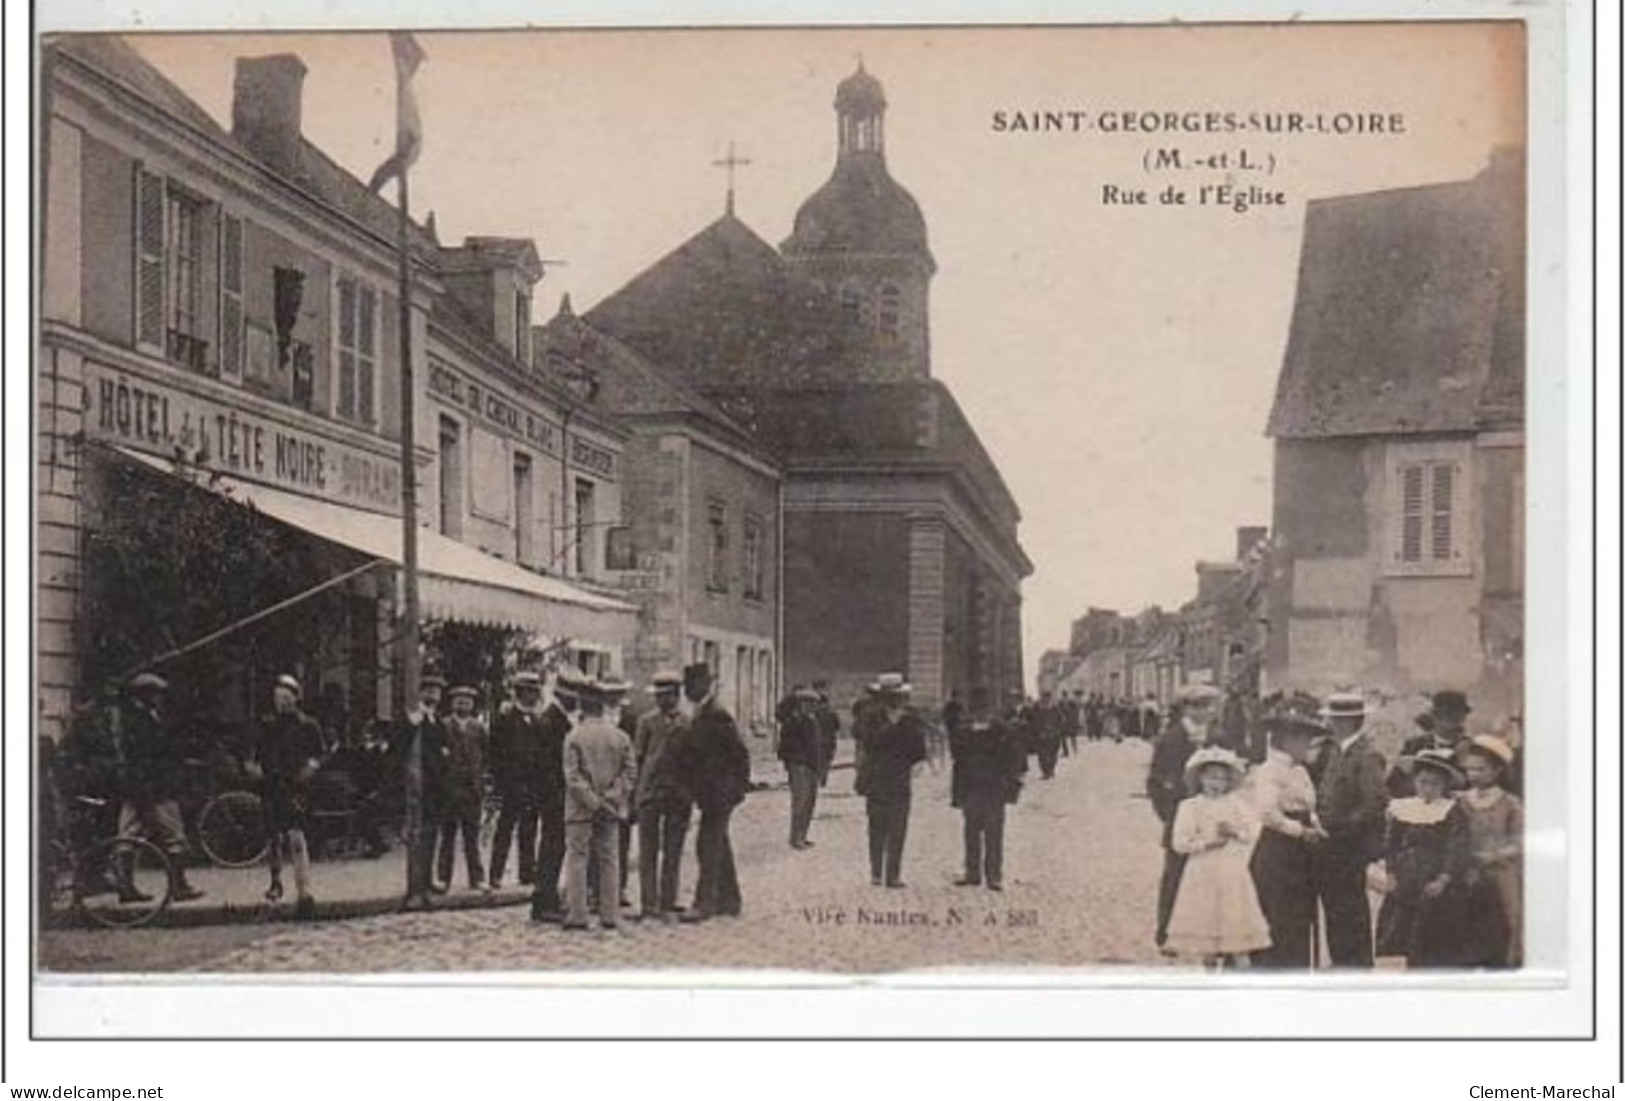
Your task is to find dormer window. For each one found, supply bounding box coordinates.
[514,288,531,363]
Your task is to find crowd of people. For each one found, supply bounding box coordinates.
[1146,684,1523,971]
[46,660,1523,971]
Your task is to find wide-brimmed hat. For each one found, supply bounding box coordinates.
[1431,690,1472,719]
[127,672,169,694]
[1320,691,1368,720]
[1176,683,1223,706]
[273,673,302,697]
[1409,748,1465,788]
[867,673,912,696]
[1465,735,1515,769]
[1183,746,1247,788]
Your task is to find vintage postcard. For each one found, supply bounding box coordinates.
[26,9,1589,1042]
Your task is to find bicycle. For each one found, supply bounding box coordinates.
[195,787,269,868]
[44,796,175,929]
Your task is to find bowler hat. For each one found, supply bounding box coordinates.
[1431,690,1472,719]
[682,663,713,692]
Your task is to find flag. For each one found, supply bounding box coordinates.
[367,32,426,194]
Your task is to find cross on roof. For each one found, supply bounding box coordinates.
[712,140,752,216]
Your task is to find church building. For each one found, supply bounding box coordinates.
[580,64,1031,713]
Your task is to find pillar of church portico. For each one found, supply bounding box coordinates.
[905,512,947,711]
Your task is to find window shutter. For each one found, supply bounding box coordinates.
[1398,463,1425,563]
[1431,462,1457,562]
[219,213,244,381]
[134,168,165,348]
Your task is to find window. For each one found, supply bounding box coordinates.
[335,274,379,425]
[1387,441,1472,577]
[218,213,244,381]
[513,452,533,564]
[134,169,212,372]
[838,283,863,327]
[877,283,901,345]
[742,514,764,600]
[604,525,635,572]
[439,416,463,539]
[514,289,531,362]
[574,478,596,577]
[706,500,729,592]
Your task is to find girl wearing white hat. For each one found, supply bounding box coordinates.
[1164,747,1271,968]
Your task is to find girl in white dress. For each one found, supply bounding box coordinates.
[1165,746,1272,968]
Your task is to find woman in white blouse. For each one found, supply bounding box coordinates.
[1245,707,1331,968]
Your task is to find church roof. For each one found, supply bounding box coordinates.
[782,154,934,266]
[584,212,862,391]
[1267,151,1525,440]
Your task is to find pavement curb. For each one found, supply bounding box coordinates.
[52,887,532,931]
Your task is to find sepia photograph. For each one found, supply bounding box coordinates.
[27,13,1573,1023]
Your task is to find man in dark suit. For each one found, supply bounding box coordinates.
[401,673,452,910]
[1312,690,1390,967]
[950,687,1026,891]
[1389,690,1519,795]
[777,685,824,850]
[1146,682,1223,952]
[489,671,547,889]
[529,668,585,922]
[857,674,929,888]
[675,664,750,922]
[811,681,840,788]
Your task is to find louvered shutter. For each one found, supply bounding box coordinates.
[219,213,244,381]
[134,168,165,348]
[1398,463,1425,563]
[1430,462,1458,563]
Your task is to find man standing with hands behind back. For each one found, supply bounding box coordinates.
[676,663,750,923]
[560,679,637,931]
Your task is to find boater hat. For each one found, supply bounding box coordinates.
[648,670,682,693]
[274,673,302,697]
[1465,735,1515,769]
[447,685,478,702]
[1176,683,1222,706]
[127,672,169,694]
[1320,691,1368,719]
[512,671,543,690]
[792,684,821,701]
[868,672,912,696]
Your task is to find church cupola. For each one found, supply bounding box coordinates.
[835,62,887,157]
[782,63,935,381]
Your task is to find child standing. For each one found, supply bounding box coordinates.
[1165,746,1271,968]
[1375,750,1470,968]
[1457,735,1523,968]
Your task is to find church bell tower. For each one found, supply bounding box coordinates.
[781,63,936,380]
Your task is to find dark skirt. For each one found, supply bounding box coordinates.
[1249,827,1316,967]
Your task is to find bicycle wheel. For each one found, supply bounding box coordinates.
[197,790,269,868]
[78,836,173,929]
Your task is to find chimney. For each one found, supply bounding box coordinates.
[232,54,308,176]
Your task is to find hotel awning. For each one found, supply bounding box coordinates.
[115,448,638,645]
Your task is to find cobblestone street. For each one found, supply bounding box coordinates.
[181,738,1167,974]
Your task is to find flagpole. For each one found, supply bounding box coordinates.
[395,131,425,903]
